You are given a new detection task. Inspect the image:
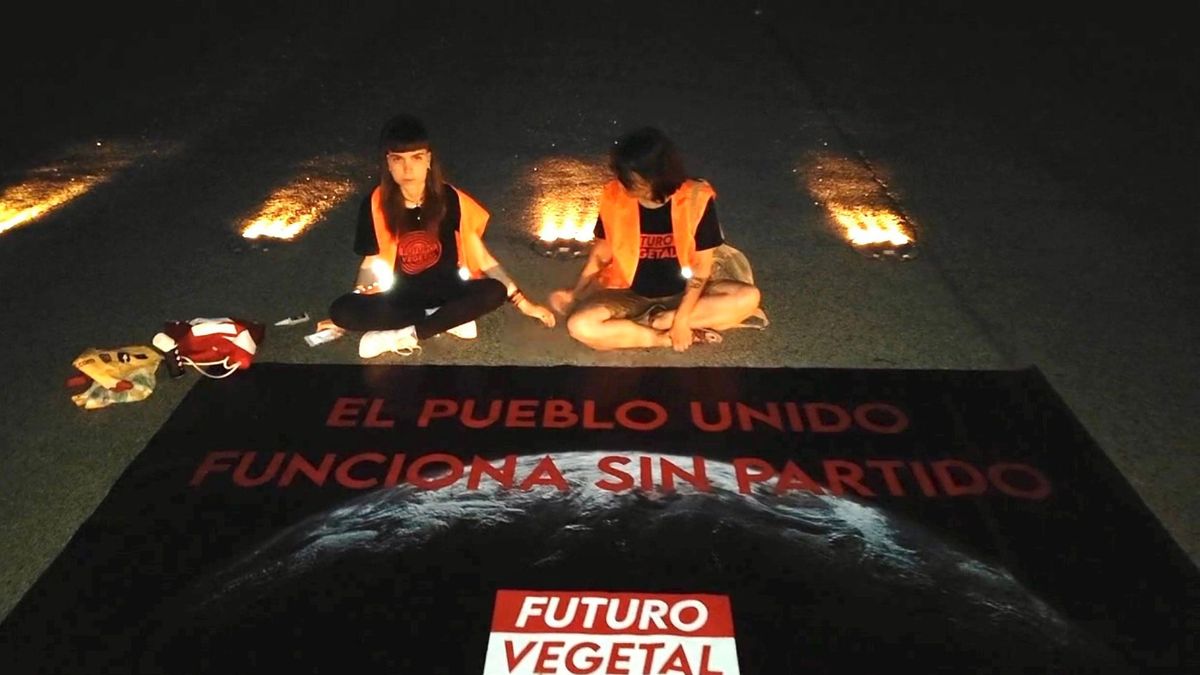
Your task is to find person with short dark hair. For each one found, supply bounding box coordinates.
[550,127,763,351]
[330,114,554,358]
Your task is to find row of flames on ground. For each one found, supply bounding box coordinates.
[246,178,598,245]
[3,148,915,258]
[243,155,605,246]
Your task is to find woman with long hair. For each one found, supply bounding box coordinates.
[330,114,554,357]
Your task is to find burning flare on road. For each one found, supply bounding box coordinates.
[539,202,593,243]
[832,206,911,247]
[525,156,607,258]
[801,152,917,259]
[241,175,356,241]
[0,141,146,236]
[0,177,101,235]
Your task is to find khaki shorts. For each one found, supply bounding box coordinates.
[570,243,769,329]
[573,289,684,322]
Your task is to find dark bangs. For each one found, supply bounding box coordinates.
[382,138,431,154]
[376,113,446,235]
[379,114,431,154]
[610,127,687,202]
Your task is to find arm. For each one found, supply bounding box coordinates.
[668,248,715,351]
[573,238,612,295]
[550,238,612,314]
[352,195,386,293]
[460,226,556,328]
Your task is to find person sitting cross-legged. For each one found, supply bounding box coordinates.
[329,114,554,358]
[549,127,763,352]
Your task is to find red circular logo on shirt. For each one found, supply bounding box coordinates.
[395,230,443,275]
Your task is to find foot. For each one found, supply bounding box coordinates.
[358,326,420,358]
[425,308,477,339]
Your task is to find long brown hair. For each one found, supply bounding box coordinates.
[377,114,447,236]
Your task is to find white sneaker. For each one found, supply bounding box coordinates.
[424,308,477,339]
[358,326,419,358]
[445,320,477,339]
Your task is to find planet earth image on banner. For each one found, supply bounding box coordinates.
[141,452,1133,673]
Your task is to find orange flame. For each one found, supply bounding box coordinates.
[241,175,356,241]
[0,177,101,235]
[831,206,912,246]
[525,156,607,242]
[0,141,150,236]
[800,152,916,248]
[538,202,593,242]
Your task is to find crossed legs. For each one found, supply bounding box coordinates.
[330,278,505,339]
[566,281,761,351]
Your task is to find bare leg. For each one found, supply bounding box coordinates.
[567,305,672,351]
[650,281,761,330]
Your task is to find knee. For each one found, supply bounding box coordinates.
[480,278,507,309]
[741,284,762,310]
[567,310,604,347]
[328,294,355,329]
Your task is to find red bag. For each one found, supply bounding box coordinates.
[153,317,265,379]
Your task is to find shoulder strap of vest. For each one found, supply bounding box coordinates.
[368,186,398,269]
[450,185,490,278]
[597,179,640,288]
[670,179,716,269]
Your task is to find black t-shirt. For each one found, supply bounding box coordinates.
[354,187,462,287]
[595,198,724,297]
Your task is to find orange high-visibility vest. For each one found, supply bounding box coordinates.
[369,184,489,278]
[596,178,716,289]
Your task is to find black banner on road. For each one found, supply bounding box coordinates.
[2,364,1196,673]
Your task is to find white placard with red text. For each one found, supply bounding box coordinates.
[484,590,741,675]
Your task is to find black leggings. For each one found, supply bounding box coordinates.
[329,278,506,339]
